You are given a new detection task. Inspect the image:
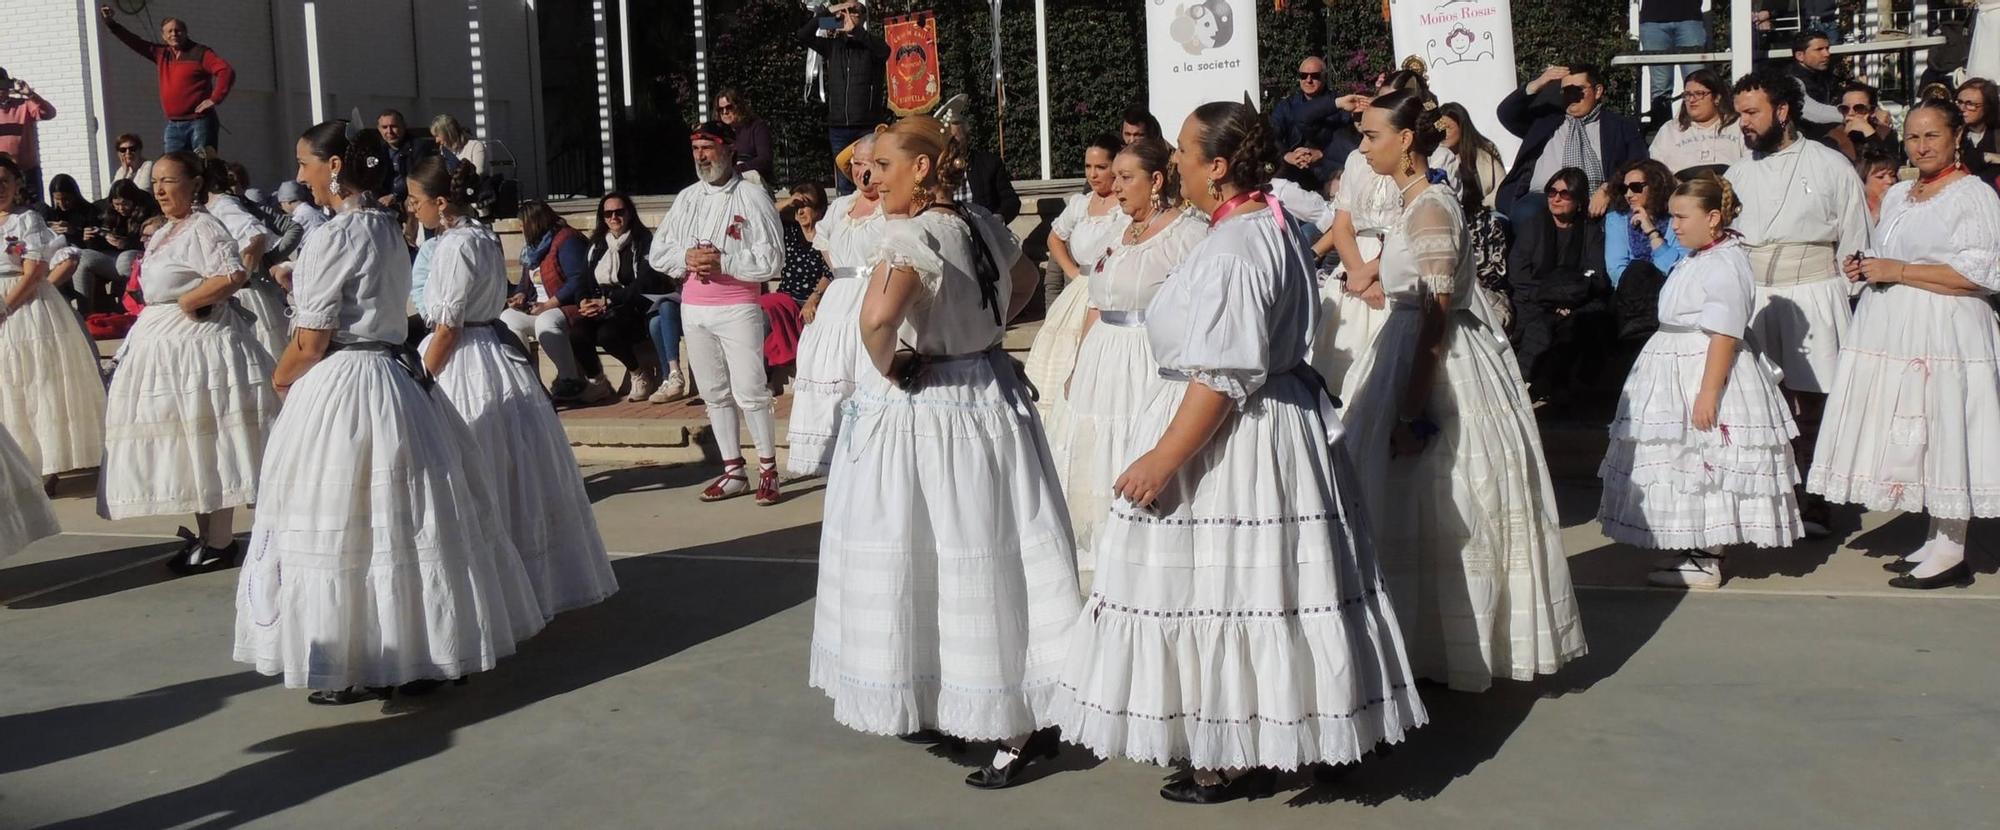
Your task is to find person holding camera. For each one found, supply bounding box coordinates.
[100,6,236,156]
[0,69,55,204]
[797,1,888,195]
[1494,63,1647,224]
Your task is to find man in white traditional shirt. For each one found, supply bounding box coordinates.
[646,121,787,506]
[1726,65,1871,538]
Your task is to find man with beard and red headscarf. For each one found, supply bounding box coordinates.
[1724,65,1871,540]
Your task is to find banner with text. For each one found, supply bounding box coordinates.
[1389,0,1521,162]
[1148,0,1262,135]
[884,13,942,117]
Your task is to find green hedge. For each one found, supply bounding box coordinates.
[696,0,1641,186]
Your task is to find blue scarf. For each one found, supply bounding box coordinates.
[519,232,553,274]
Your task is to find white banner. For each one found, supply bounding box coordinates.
[1389,0,1521,163]
[1147,0,1262,136]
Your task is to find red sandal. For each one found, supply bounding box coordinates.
[755,462,782,506]
[700,463,750,502]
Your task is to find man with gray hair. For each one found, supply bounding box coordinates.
[647,121,786,505]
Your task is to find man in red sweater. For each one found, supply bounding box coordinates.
[99,6,235,156]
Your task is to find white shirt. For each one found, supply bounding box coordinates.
[290,206,412,344]
[1144,206,1320,403]
[869,210,1008,354]
[1870,177,2000,293]
[205,194,276,257]
[1335,146,1462,235]
[422,219,510,327]
[456,139,489,176]
[1268,178,1333,234]
[137,209,239,304]
[0,209,57,278]
[112,159,154,191]
[1724,137,1870,257]
[644,175,783,291]
[1050,192,1131,274]
[1088,208,1205,312]
[1658,239,1756,338]
[1649,118,1748,174]
[814,193,887,273]
[289,202,328,238]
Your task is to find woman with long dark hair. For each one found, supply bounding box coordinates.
[0,153,104,488]
[235,123,543,706]
[411,156,618,614]
[584,191,672,401]
[1436,101,1511,325]
[1606,159,1688,286]
[98,151,279,573]
[1343,89,1585,692]
[504,200,613,403]
[1049,101,1424,802]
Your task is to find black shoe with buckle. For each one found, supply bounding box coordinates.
[1888,562,1973,590]
[964,729,1059,790]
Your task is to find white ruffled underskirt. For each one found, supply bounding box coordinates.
[0,276,106,475]
[1046,319,1166,573]
[0,424,57,560]
[787,278,868,476]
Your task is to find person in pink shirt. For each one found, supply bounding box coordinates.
[646,121,786,505]
[0,68,56,203]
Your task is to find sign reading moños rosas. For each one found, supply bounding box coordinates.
[1389,0,1521,162]
[1147,0,1262,134]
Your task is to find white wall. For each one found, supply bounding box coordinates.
[0,0,545,200]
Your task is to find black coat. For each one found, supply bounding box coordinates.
[585,227,671,313]
[964,149,1021,222]
[1508,213,1608,313]
[1495,86,1648,217]
[796,16,889,129]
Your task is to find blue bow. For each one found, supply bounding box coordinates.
[1426,168,1449,185]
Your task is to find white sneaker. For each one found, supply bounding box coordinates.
[627,369,658,402]
[650,369,687,404]
[1648,553,1724,590]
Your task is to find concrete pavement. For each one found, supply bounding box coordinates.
[1,467,1996,829]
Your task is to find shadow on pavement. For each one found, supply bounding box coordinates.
[1285,589,1683,806]
[36,523,822,830]
[2,539,185,610]
[0,672,278,775]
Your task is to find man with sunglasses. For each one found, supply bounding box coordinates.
[109,133,153,191]
[798,2,889,195]
[1270,56,1369,193]
[1726,65,1870,538]
[1496,63,1648,226]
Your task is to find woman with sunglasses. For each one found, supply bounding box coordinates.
[110,133,153,190]
[1647,69,1745,178]
[1833,82,1900,164]
[1508,167,1610,411]
[1606,160,1688,288]
[716,89,773,189]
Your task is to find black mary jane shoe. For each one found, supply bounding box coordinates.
[306,686,394,706]
[398,678,447,696]
[1888,562,1973,590]
[1159,768,1277,805]
[899,729,966,753]
[964,729,1059,790]
[164,528,204,576]
[183,541,242,575]
[1883,558,1920,574]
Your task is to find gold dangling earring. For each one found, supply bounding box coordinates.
[1402,153,1417,178]
[1205,178,1221,200]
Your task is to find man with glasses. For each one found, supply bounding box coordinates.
[797,1,888,195]
[1270,56,1368,193]
[0,68,55,203]
[109,134,153,191]
[1725,65,1869,539]
[99,6,235,156]
[1496,63,1648,223]
[1956,79,2000,174]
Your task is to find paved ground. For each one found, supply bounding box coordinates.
[2,466,1997,829]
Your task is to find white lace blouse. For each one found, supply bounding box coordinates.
[0,210,57,278]
[1658,239,1755,338]
[1088,209,1205,312]
[815,193,887,273]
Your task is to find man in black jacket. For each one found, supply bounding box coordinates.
[798,2,888,194]
[948,116,1020,222]
[1494,63,1648,228]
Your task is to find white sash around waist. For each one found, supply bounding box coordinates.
[830,266,867,280]
[1745,242,1839,288]
[1097,309,1146,327]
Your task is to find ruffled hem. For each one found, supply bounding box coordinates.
[1049,684,1422,772]
[1805,467,2000,520]
[808,641,1063,740]
[1599,439,1801,497]
[1607,334,1796,447]
[0,278,107,474]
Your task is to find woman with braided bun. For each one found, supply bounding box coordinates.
[1048,101,1423,803]
[234,123,544,707]
[1599,173,1802,590]
[807,115,1081,788]
[1344,89,1585,693]
[1045,136,1205,578]
[408,155,617,616]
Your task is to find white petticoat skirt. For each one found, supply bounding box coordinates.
[233,348,547,689]
[237,279,290,365]
[1747,276,1851,394]
[1809,284,2000,519]
[1048,371,1426,771]
[426,325,618,615]
[1345,307,1587,693]
[787,277,867,476]
[0,275,105,475]
[1046,318,1166,575]
[1311,282,1392,405]
[97,304,279,520]
[1024,275,1093,422]
[810,352,1083,740]
[0,424,58,560]
[1599,327,1803,548]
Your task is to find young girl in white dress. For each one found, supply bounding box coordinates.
[1046,137,1205,575]
[97,152,280,574]
[1811,100,2000,590]
[1024,135,1131,422]
[0,154,105,486]
[1343,91,1586,693]
[409,156,619,615]
[0,424,57,560]
[234,124,544,706]
[201,163,291,362]
[808,115,1082,789]
[1048,102,1424,804]
[787,134,887,476]
[1599,174,1803,589]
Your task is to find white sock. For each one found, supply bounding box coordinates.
[1909,517,1968,579]
[1904,518,1946,563]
